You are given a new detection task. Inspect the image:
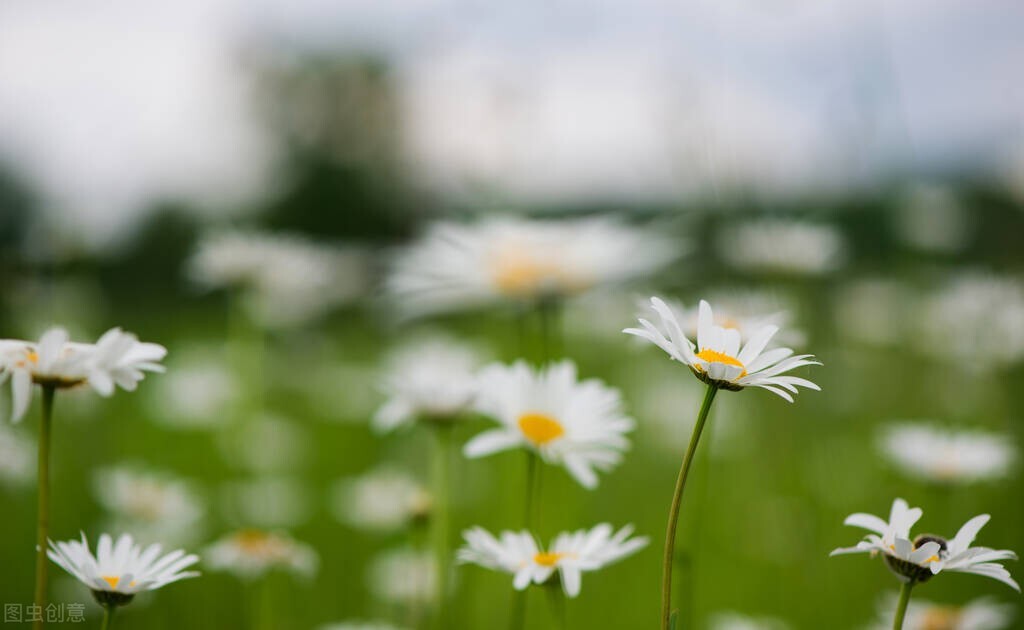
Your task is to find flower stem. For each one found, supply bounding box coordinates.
[99,605,115,630]
[892,580,915,630]
[660,383,718,630]
[431,425,453,630]
[33,385,55,630]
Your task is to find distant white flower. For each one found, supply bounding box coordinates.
[708,611,792,630]
[205,529,318,580]
[916,274,1024,369]
[187,230,368,327]
[0,423,34,486]
[871,595,1014,630]
[368,548,436,606]
[388,217,678,316]
[0,327,166,422]
[149,351,238,429]
[373,336,482,432]
[48,533,199,606]
[93,466,204,544]
[715,219,845,275]
[625,298,820,401]
[317,623,409,630]
[831,498,1019,591]
[879,423,1016,484]
[457,523,647,597]
[220,476,313,529]
[463,360,634,489]
[330,468,430,532]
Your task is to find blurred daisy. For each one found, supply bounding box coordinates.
[916,274,1024,370]
[708,611,792,630]
[879,423,1016,484]
[457,523,647,597]
[463,360,634,489]
[330,468,431,532]
[148,351,238,430]
[387,217,678,316]
[368,547,436,606]
[0,327,166,422]
[187,229,369,327]
[48,533,199,607]
[0,423,34,487]
[871,595,1014,630]
[715,219,845,275]
[93,466,205,545]
[373,336,483,432]
[625,298,820,401]
[205,529,318,580]
[830,498,1019,591]
[220,476,313,528]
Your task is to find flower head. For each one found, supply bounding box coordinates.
[368,547,436,606]
[330,467,431,532]
[204,529,318,580]
[457,523,647,598]
[93,466,205,545]
[879,423,1016,484]
[388,217,678,317]
[48,533,199,607]
[373,336,482,432]
[830,498,1019,591]
[463,360,634,489]
[715,219,846,276]
[625,298,820,399]
[871,595,1014,630]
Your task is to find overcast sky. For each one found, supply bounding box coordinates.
[1,0,1021,248]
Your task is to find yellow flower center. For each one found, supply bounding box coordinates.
[490,245,584,298]
[694,349,747,378]
[919,606,961,630]
[533,552,567,567]
[518,412,565,446]
[102,576,120,590]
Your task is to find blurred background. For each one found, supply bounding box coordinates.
[1,0,1023,628]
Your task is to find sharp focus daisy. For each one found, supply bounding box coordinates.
[387,217,678,316]
[871,595,1014,630]
[654,292,805,349]
[205,529,318,580]
[830,498,1019,591]
[624,298,820,400]
[330,467,431,532]
[48,533,199,608]
[715,218,846,275]
[373,336,483,432]
[0,327,166,423]
[457,523,648,598]
[463,360,634,489]
[879,422,1016,484]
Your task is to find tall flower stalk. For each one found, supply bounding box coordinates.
[430,425,453,630]
[33,386,55,630]
[891,580,914,630]
[659,384,717,629]
[625,297,819,630]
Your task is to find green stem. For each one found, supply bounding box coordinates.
[523,453,539,529]
[34,385,55,630]
[99,605,115,630]
[660,384,718,630]
[892,580,914,630]
[431,426,453,630]
[508,591,527,630]
[546,585,567,630]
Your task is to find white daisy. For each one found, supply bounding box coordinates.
[871,595,1014,630]
[0,327,166,423]
[708,611,792,630]
[715,218,846,275]
[624,297,820,400]
[645,292,805,349]
[830,498,1020,591]
[463,360,634,489]
[148,350,238,430]
[387,216,678,316]
[368,547,437,606]
[330,468,431,532]
[373,336,483,432]
[93,466,205,545]
[457,523,648,598]
[204,529,318,580]
[879,422,1016,484]
[47,533,199,606]
[187,229,368,327]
